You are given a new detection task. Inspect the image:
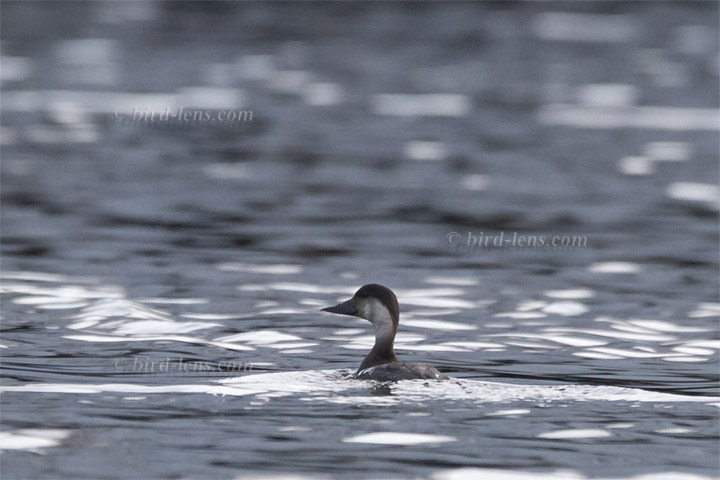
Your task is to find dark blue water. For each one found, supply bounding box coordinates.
[1,2,719,479]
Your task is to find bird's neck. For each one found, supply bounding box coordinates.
[357,317,398,372]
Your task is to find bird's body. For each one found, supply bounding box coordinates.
[322,284,448,381]
[356,362,448,381]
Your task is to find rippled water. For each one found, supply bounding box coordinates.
[1,2,719,479]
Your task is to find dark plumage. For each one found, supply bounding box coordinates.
[356,362,448,381]
[322,284,449,381]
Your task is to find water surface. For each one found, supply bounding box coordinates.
[1,2,718,479]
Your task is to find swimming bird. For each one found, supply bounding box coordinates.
[322,284,448,381]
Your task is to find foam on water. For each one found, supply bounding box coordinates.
[3,370,717,405]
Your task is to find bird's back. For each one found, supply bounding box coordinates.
[356,362,448,381]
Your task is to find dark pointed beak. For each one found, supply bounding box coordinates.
[321,298,357,316]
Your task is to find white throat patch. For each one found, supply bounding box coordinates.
[359,298,395,341]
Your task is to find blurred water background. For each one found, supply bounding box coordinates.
[1,2,719,479]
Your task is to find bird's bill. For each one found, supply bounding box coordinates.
[321,298,357,316]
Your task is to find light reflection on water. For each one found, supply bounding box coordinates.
[1,2,719,479]
[4,273,716,367]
